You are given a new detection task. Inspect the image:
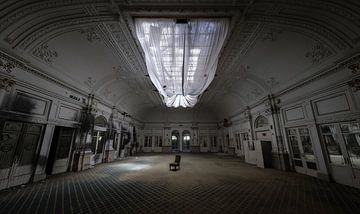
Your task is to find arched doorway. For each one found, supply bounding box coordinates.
[182,130,191,152]
[92,115,108,164]
[171,130,180,152]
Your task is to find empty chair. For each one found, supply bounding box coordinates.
[169,155,181,171]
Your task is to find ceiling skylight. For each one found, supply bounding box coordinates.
[135,18,229,107]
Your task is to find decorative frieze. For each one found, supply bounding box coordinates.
[32,43,58,63]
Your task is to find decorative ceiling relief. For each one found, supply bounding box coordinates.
[0,0,359,120]
[251,88,262,97]
[104,88,117,100]
[0,59,15,73]
[218,22,260,73]
[114,65,145,80]
[32,43,58,63]
[305,42,332,63]
[80,28,101,43]
[266,77,279,92]
[262,29,283,42]
[107,23,146,76]
[84,77,96,90]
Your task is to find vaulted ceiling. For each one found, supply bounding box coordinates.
[0,0,359,122]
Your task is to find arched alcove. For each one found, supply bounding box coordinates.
[254,115,269,129]
[94,115,107,128]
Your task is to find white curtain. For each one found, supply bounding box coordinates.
[135,18,229,107]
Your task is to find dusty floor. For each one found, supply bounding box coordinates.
[0,153,360,214]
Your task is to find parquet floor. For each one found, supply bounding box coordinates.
[0,154,360,214]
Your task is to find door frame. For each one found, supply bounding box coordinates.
[46,126,76,175]
[319,122,360,188]
[286,126,318,177]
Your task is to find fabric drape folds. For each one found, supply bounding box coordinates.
[135,18,229,107]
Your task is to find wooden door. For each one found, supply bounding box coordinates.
[0,121,43,189]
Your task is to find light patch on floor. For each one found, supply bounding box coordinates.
[0,154,360,214]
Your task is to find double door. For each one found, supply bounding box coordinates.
[320,122,360,188]
[287,127,318,176]
[0,121,43,190]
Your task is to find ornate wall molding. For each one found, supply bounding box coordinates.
[275,53,360,97]
[0,76,15,92]
[229,53,360,120]
[348,78,360,92]
[0,51,87,96]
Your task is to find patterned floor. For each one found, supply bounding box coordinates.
[0,154,360,214]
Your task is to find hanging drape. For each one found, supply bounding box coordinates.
[135,18,229,107]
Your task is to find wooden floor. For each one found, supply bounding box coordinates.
[0,153,360,214]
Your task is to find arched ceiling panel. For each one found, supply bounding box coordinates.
[0,0,359,121]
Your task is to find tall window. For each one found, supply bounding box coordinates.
[241,133,249,141]
[235,133,241,150]
[211,136,217,147]
[200,136,207,147]
[144,136,152,147]
[154,136,163,147]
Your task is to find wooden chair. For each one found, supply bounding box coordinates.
[169,155,181,171]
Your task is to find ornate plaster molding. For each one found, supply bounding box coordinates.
[80,28,101,43]
[348,63,359,74]
[0,76,15,92]
[0,59,15,73]
[348,78,360,92]
[84,77,97,90]
[32,43,58,63]
[0,50,87,96]
[305,42,333,64]
[16,16,113,50]
[262,29,283,42]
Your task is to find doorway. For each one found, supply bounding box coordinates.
[46,126,76,175]
[171,130,180,152]
[91,130,106,164]
[0,121,44,190]
[320,122,360,188]
[287,127,318,176]
[182,130,191,152]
